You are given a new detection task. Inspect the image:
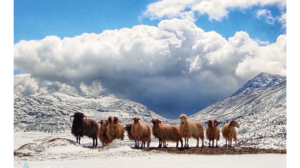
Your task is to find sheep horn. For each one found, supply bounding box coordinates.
[70,115,74,121]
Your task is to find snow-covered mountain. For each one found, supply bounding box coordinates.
[188,72,286,149]
[14,72,286,149]
[14,92,166,133]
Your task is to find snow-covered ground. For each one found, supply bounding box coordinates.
[14,132,286,168]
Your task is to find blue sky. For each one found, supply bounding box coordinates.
[13,0,287,118]
[14,0,285,45]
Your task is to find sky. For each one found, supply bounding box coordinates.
[13,0,287,118]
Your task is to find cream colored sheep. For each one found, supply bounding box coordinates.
[179,114,204,148]
[131,117,151,148]
[222,120,239,147]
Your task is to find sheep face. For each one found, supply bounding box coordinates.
[124,124,132,131]
[132,117,140,124]
[179,114,187,125]
[71,112,86,121]
[206,120,213,127]
[108,116,119,124]
[151,119,161,126]
[230,120,239,128]
[212,120,220,126]
[99,120,109,127]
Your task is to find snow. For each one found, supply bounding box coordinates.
[14,73,287,167]
[14,132,286,168]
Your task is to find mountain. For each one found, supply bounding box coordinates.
[188,72,286,149]
[14,72,286,149]
[14,92,166,133]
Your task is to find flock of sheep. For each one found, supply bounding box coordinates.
[70,112,240,148]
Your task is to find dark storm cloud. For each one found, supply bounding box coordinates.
[14,19,286,118]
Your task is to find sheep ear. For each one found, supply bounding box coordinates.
[115,117,119,121]
[137,118,140,120]
[229,120,234,126]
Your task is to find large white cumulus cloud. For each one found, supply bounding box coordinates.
[14,19,286,118]
[143,0,286,21]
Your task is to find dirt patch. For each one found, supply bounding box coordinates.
[140,147,286,155]
[14,152,33,157]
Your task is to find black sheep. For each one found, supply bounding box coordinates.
[70,112,99,147]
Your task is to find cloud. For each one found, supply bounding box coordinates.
[143,0,286,21]
[14,19,286,118]
[278,13,286,28]
[256,9,275,24]
[14,74,39,95]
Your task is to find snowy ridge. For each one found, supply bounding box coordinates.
[14,91,166,133]
[188,73,286,149]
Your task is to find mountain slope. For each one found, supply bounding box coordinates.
[188,72,286,149]
[14,92,166,133]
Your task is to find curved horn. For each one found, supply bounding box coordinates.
[70,115,74,120]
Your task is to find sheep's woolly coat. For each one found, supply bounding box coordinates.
[179,114,204,147]
[131,117,151,147]
[222,120,239,146]
[82,119,99,139]
[151,119,182,147]
[125,124,135,141]
[206,120,220,141]
[98,120,112,146]
[107,116,125,140]
[179,114,204,139]
[212,119,220,141]
[70,112,99,147]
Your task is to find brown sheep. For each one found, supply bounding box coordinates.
[124,124,146,148]
[151,118,183,148]
[107,116,125,140]
[70,112,99,147]
[222,120,239,147]
[124,124,135,141]
[179,114,204,148]
[205,119,220,148]
[131,117,151,148]
[98,120,112,146]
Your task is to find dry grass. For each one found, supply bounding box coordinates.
[141,146,286,155]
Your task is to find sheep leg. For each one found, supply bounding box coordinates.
[212,139,214,148]
[225,139,228,147]
[187,138,189,148]
[78,136,81,144]
[176,141,178,148]
[216,140,218,148]
[196,138,199,148]
[95,137,98,147]
[208,140,211,148]
[180,139,183,148]
[158,138,162,148]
